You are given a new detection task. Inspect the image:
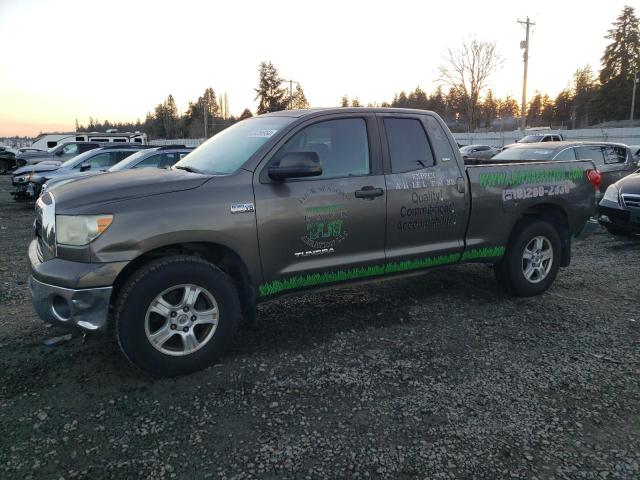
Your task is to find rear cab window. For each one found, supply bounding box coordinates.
[603,146,627,164]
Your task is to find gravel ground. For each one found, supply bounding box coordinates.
[0,174,639,479]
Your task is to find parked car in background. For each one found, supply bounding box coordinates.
[486,142,635,193]
[502,133,565,151]
[0,146,18,174]
[40,146,193,196]
[459,144,499,161]
[628,145,640,167]
[16,142,102,167]
[598,172,640,236]
[23,144,151,199]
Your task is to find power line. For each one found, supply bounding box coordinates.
[518,17,535,131]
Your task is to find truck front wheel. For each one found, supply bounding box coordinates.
[494,219,561,297]
[115,256,240,376]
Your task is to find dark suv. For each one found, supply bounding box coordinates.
[487,141,635,193]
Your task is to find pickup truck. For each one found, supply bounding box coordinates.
[502,133,565,151]
[29,108,600,376]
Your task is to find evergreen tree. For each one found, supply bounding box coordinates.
[407,86,429,110]
[255,61,287,114]
[598,6,640,120]
[526,92,543,126]
[427,86,447,118]
[553,88,574,124]
[239,108,253,120]
[351,97,361,107]
[340,95,349,107]
[573,66,598,127]
[540,94,555,124]
[480,89,499,128]
[290,84,309,109]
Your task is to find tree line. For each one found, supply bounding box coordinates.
[77,5,639,138]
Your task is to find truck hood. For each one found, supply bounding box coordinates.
[13,163,61,176]
[52,168,210,211]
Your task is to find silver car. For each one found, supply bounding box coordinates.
[459,144,499,160]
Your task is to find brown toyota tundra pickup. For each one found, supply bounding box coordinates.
[29,108,601,376]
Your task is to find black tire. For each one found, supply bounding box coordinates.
[494,219,562,297]
[115,255,240,376]
[605,225,632,237]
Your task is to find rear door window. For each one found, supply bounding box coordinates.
[384,118,434,173]
[575,146,605,166]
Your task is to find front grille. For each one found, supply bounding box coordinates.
[621,194,640,209]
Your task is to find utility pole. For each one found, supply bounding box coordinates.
[282,79,299,109]
[518,17,535,131]
[203,97,208,139]
[631,70,638,123]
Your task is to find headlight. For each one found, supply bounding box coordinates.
[56,215,113,246]
[602,184,620,204]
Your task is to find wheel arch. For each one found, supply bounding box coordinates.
[111,241,256,318]
[512,203,571,267]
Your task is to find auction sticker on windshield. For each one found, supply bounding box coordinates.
[248,129,277,138]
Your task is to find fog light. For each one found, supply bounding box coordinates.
[51,295,71,321]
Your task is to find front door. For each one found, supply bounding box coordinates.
[379,113,468,266]
[253,115,387,297]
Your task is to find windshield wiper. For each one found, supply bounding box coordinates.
[174,165,204,174]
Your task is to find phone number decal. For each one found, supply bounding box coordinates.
[502,183,571,201]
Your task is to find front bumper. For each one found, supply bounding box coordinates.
[29,276,112,331]
[597,203,640,234]
[28,239,129,332]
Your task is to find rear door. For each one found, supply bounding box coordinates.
[379,113,468,265]
[253,114,387,295]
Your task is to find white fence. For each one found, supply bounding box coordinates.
[452,128,640,148]
[150,127,640,150]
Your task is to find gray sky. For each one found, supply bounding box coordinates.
[0,0,632,135]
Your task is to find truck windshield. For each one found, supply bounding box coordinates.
[492,148,555,161]
[174,116,294,174]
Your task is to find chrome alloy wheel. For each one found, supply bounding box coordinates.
[144,284,219,356]
[522,236,553,284]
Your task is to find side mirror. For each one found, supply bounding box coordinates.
[268,151,322,181]
[79,163,91,172]
[55,150,64,156]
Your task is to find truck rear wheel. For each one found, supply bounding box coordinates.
[494,219,561,297]
[115,256,240,376]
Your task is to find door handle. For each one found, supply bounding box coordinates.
[456,177,466,194]
[355,186,384,199]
